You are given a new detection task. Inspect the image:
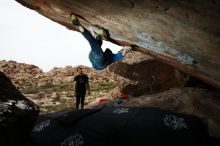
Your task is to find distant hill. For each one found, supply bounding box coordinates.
[0,60,117,114]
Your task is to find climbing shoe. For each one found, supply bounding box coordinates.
[97,29,104,36]
[96,28,109,40]
[70,13,80,26]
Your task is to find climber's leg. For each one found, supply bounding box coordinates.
[70,14,105,70]
[79,29,105,69]
[95,34,103,46]
[70,13,102,50]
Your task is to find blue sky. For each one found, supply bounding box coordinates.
[0,0,121,72]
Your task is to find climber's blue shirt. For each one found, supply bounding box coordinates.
[112,53,123,62]
[91,53,124,70]
[80,29,124,71]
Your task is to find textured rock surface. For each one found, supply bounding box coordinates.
[109,51,189,96]
[0,71,39,146]
[15,0,220,88]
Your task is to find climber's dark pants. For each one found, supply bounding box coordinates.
[71,19,123,70]
[75,94,85,109]
[81,29,111,69]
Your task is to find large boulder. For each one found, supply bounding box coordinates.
[15,0,220,88]
[109,51,189,96]
[0,71,39,146]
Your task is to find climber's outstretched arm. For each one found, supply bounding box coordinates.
[112,46,132,62]
[122,46,132,56]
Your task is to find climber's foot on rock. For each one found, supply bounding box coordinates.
[96,28,108,40]
[70,13,80,26]
[70,13,84,32]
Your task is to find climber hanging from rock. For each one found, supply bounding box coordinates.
[70,13,132,70]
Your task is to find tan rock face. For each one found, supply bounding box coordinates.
[0,60,43,79]
[109,51,189,96]
[15,0,220,88]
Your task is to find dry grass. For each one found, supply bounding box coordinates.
[23,81,117,114]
